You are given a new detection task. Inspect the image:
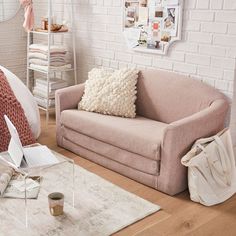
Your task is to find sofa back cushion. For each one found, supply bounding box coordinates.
[136,69,227,124]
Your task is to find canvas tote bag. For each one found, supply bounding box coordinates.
[181,129,236,206]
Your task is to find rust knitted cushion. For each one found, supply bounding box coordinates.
[0,69,35,152]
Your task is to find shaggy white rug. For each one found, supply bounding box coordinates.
[0,152,160,236]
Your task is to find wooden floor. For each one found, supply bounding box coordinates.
[38,113,236,236]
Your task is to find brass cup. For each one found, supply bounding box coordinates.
[48,192,64,216]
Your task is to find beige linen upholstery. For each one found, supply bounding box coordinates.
[160,99,228,194]
[62,127,160,175]
[136,70,227,123]
[56,84,85,144]
[60,110,167,160]
[56,69,229,195]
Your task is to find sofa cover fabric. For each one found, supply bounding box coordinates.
[136,69,227,124]
[61,110,167,160]
[62,138,159,188]
[62,127,160,175]
[56,69,229,195]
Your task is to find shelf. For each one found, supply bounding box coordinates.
[29,30,70,35]
[28,66,75,74]
[133,46,165,55]
[26,0,77,123]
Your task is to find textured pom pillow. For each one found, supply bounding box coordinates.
[78,68,139,118]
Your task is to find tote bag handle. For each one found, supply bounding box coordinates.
[213,136,232,186]
[196,136,232,186]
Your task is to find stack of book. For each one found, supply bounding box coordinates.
[33,78,68,108]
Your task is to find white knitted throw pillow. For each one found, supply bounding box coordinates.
[78,68,139,118]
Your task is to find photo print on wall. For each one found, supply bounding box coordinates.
[123,0,182,55]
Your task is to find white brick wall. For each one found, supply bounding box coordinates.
[0,9,27,82]
[31,0,236,98]
[1,1,236,95]
[0,1,235,98]
[196,0,209,9]
[210,0,223,9]
[66,0,236,98]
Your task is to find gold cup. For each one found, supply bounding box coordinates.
[48,192,64,216]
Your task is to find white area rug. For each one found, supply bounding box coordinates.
[0,152,160,236]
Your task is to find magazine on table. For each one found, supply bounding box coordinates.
[0,164,14,196]
[3,175,41,199]
[0,163,41,199]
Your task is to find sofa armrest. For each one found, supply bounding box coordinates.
[55,84,85,145]
[158,99,229,195]
[55,84,85,116]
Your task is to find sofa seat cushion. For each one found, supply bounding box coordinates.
[62,127,160,175]
[60,110,168,160]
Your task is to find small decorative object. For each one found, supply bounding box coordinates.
[147,40,160,49]
[41,17,48,30]
[155,41,160,48]
[45,23,63,32]
[37,15,67,32]
[161,31,171,42]
[140,0,147,7]
[123,0,183,55]
[155,7,164,17]
[48,192,64,216]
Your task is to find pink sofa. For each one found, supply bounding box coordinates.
[56,69,229,195]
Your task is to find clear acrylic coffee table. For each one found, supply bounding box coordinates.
[0,144,75,228]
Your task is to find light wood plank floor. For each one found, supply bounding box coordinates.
[38,113,236,236]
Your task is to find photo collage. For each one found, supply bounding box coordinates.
[124,0,180,53]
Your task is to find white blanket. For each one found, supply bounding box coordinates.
[30,63,72,72]
[29,44,67,53]
[29,58,66,67]
[29,52,66,60]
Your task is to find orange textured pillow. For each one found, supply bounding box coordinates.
[0,70,35,152]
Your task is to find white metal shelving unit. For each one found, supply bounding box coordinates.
[26,0,77,123]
